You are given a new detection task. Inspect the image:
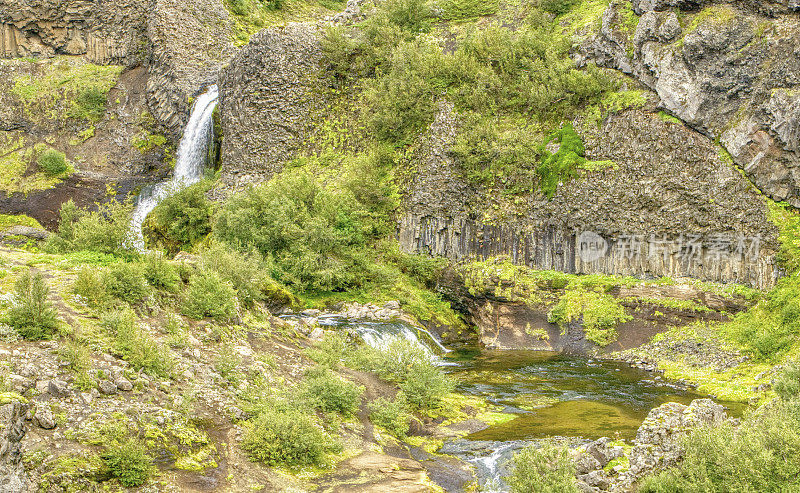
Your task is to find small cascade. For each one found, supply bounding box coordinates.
[128,85,219,252]
[440,439,529,492]
[312,316,449,356]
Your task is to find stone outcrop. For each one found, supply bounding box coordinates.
[219,23,325,190]
[580,1,800,207]
[400,101,779,289]
[0,400,30,493]
[0,0,235,134]
[574,399,729,492]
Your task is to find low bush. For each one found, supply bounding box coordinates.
[73,267,110,308]
[143,181,213,255]
[37,149,69,176]
[48,199,135,255]
[242,408,339,467]
[102,309,174,378]
[141,254,180,293]
[305,332,348,369]
[368,396,410,437]
[105,263,149,304]
[69,87,108,122]
[182,270,237,321]
[201,243,268,308]
[4,270,58,340]
[100,440,152,487]
[508,441,578,493]
[300,368,363,415]
[539,0,580,16]
[400,361,454,410]
[548,286,631,347]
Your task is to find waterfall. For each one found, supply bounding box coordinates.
[128,85,219,252]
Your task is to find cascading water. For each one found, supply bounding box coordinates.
[128,85,219,252]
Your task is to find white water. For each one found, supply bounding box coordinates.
[128,85,219,252]
[311,316,450,356]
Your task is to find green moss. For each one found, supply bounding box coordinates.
[548,288,630,346]
[658,110,681,124]
[132,133,168,153]
[686,5,736,35]
[174,445,218,471]
[536,124,585,199]
[0,214,42,231]
[38,453,104,491]
[559,0,610,36]
[437,0,499,20]
[0,391,28,405]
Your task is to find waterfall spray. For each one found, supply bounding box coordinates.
[128,85,219,252]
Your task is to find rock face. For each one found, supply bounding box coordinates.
[219,23,325,190]
[400,102,779,289]
[0,401,30,493]
[580,1,800,207]
[573,399,728,492]
[0,0,235,134]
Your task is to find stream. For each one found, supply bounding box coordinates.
[307,315,744,492]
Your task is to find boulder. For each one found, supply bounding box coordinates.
[0,401,30,492]
[33,406,56,430]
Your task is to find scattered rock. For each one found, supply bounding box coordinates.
[115,378,133,392]
[98,380,117,395]
[33,407,56,430]
[47,380,70,398]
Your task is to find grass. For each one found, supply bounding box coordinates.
[0,214,42,231]
[223,0,346,46]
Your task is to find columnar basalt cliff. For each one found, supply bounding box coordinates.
[219,23,324,191]
[399,98,779,289]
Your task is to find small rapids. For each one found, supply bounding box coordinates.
[128,85,218,252]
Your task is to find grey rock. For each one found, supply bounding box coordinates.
[33,406,56,430]
[98,380,117,395]
[47,379,69,398]
[575,451,602,474]
[0,401,30,492]
[219,23,325,190]
[79,392,93,406]
[384,300,401,311]
[8,375,31,394]
[0,226,49,240]
[632,0,705,15]
[115,378,133,392]
[580,469,611,489]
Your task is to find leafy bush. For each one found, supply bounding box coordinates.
[300,368,364,415]
[305,332,348,369]
[215,169,371,292]
[536,124,584,199]
[242,408,338,467]
[548,286,631,346]
[37,149,69,176]
[638,402,800,492]
[102,309,174,378]
[105,262,149,304]
[73,267,110,308]
[508,441,578,493]
[143,181,213,255]
[201,243,269,308]
[4,270,58,340]
[69,87,108,122]
[48,199,135,255]
[774,359,800,402]
[399,360,454,409]
[182,270,237,321]
[539,0,580,16]
[368,397,410,437]
[100,440,152,487]
[141,254,180,293]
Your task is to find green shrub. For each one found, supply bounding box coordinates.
[49,199,135,255]
[305,332,348,369]
[548,286,631,346]
[508,441,578,493]
[368,397,410,437]
[72,267,110,308]
[100,440,152,487]
[69,87,108,122]
[4,270,58,340]
[638,402,800,492]
[143,181,213,255]
[141,254,180,293]
[242,408,338,467]
[102,309,174,378]
[201,243,268,308]
[105,262,149,304]
[399,361,454,409]
[214,169,371,292]
[536,124,585,199]
[300,368,364,415]
[37,149,69,176]
[214,344,242,385]
[774,359,800,402]
[539,0,580,16]
[182,270,236,321]
[348,339,433,381]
